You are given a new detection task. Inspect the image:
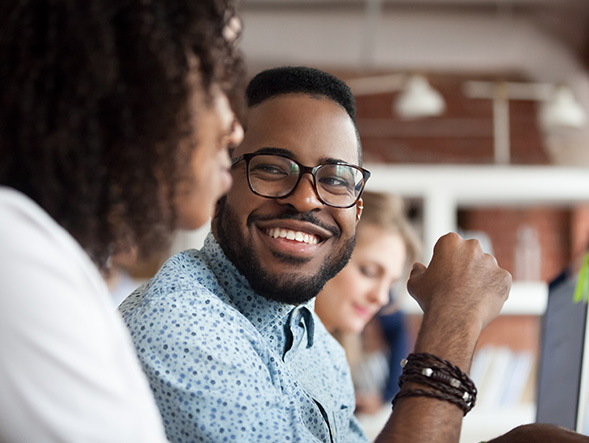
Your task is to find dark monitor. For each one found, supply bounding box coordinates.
[536,270,589,433]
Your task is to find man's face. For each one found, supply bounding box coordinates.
[213,93,362,304]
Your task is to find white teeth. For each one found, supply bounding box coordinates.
[265,228,319,245]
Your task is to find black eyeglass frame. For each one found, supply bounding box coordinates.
[231,152,371,209]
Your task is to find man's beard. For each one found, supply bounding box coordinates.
[214,197,355,305]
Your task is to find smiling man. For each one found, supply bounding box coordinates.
[119,66,505,443]
[214,92,365,305]
[120,67,371,442]
[120,67,582,443]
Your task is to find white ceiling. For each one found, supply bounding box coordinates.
[241,0,589,80]
[238,0,589,165]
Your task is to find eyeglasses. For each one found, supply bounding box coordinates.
[231,152,371,208]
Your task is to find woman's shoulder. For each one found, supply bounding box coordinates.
[0,187,91,264]
[0,186,107,304]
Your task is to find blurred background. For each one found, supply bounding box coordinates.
[237,0,589,279]
[233,1,589,441]
[111,1,589,441]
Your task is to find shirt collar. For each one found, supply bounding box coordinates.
[201,233,316,354]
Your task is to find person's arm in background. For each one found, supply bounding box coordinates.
[379,309,410,404]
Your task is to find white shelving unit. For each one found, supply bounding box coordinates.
[460,403,537,443]
[400,281,548,315]
[362,164,589,440]
[364,164,589,262]
[363,164,589,313]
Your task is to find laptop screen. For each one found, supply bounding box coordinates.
[536,270,588,432]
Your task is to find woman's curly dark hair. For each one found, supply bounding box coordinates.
[0,0,246,273]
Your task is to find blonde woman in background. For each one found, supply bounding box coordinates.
[315,191,421,420]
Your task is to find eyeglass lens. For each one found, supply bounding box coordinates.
[247,154,364,207]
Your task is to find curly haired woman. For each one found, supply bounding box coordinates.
[0,1,245,441]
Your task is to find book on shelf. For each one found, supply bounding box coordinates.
[470,345,535,410]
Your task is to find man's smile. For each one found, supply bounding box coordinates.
[254,217,334,259]
[263,227,320,245]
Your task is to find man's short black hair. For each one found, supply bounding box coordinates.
[246,66,362,164]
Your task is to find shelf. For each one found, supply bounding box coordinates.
[364,164,575,317]
[460,403,536,443]
[400,281,548,316]
[364,164,589,263]
[364,164,589,205]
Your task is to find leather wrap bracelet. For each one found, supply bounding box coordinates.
[392,352,478,416]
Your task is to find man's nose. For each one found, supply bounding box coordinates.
[277,174,323,212]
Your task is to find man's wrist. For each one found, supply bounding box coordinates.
[414,311,482,371]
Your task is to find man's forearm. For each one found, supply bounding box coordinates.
[374,313,481,443]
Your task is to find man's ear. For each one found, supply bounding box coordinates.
[356,198,364,223]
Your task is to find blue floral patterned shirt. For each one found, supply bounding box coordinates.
[119,234,368,443]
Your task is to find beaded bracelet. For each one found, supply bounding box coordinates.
[392,352,478,416]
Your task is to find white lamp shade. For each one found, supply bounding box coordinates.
[539,85,587,129]
[393,74,446,119]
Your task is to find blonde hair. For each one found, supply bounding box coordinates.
[358,191,421,266]
[328,191,421,352]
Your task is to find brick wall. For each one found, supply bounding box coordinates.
[345,72,589,284]
[458,206,572,283]
[353,74,551,165]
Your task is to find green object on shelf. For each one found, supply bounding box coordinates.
[573,253,589,303]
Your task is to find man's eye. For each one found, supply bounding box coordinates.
[319,176,354,195]
[250,164,288,178]
[320,176,349,187]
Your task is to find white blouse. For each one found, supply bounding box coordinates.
[0,187,168,442]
